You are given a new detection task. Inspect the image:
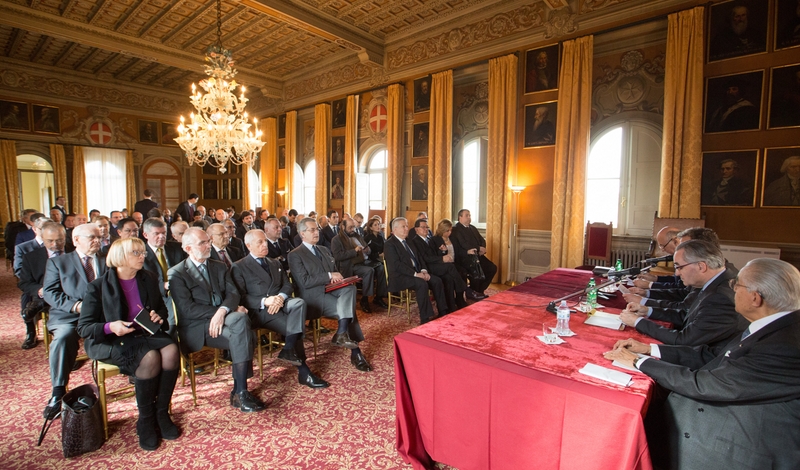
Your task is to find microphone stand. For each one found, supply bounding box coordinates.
[544,265,653,314]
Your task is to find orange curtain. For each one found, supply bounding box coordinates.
[550,36,593,269]
[315,103,330,215]
[386,84,405,230]
[344,94,359,215]
[126,150,136,212]
[72,146,88,215]
[49,144,69,213]
[0,140,20,225]
[659,6,704,218]
[242,159,251,211]
[285,111,297,210]
[428,70,453,227]
[486,54,518,283]
[261,117,277,212]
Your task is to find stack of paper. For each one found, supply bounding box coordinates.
[579,363,633,386]
[584,311,624,330]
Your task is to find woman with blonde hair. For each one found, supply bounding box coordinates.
[77,237,180,451]
[433,218,473,298]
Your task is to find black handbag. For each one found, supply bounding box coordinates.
[467,254,486,281]
[37,384,104,457]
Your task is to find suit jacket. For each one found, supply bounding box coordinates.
[229,237,247,256]
[18,246,49,298]
[384,235,428,292]
[134,198,158,216]
[43,251,107,326]
[640,310,800,470]
[450,222,486,268]
[5,222,33,260]
[143,243,185,298]
[235,223,257,241]
[363,232,385,262]
[330,231,370,277]
[51,205,67,224]
[230,255,293,312]
[409,232,467,292]
[266,237,293,271]
[168,258,240,354]
[77,269,168,360]
[175,201,194,222]
[14,238,43,277]
[636,269,747,348]
[319,226,335,249]
[209,244,243,267]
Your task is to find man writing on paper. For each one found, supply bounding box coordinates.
[604,258,800,470]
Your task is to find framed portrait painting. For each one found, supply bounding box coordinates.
[762,147,800,207]
[161,122,178,146]
[332,99,347,129]
[330,170,344,200]
[278,145,286,170]
[525,44,559,94]
[411,165,428,201]
[708,0,768,62]
[0,100,30,131]
[278,114,286,139]
[414,76,431,113]
[704,71,763,134]
[331,136,344,165]
[700,150,758,207]
[524,101,557,148]
[412,123,429,158]
[138,119,159,144]
[768,63,800,129]
[775,0,800,50]
[32,105,59,134]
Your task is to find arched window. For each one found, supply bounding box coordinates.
[247,166,260,211]
[302,160,316,214]
[143,159,181,211]
[83,147,126,216]
[453,137,487,227]
[585,121,662,236]
[291,163,304,213]
[17,154,54,214]
[356,148,387,217]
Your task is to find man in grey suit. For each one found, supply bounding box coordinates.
[620,240,747,349]
[142,218,184,334]
[605,258,800,470]
[14,214,48,349]
[231,230,329,388]
[42,223,106,418]
[168,227,263,412]
[330,217,388,313]
[287,217,371,372]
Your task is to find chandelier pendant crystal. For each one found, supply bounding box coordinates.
[176,0,264,174]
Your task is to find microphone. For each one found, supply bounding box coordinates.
[607,267,641,278]
[640,254,673,266]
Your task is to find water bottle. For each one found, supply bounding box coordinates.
[615,258,623,272]
[587,278,597,309]
[556,300,571,335]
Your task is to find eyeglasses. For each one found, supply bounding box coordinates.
[673,261,700,272]
[658,237,676,251]
[304,228,319,233]
[79,235,100,241]
[728,278,765,299]
[121,228,138,233]
[130,250,146,257]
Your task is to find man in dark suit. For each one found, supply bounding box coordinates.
[91,215,116,254]
[605,258,800,470]
[231,230,328,388]
[42,223,107,418]
[384,217,449,324]
[51,196,67,225]
[207,223,243,269]
[315,216,331,249]
[168,227,263,412]
[287,217,371,372]
[17,222,65,349]
[13,214,48,276]
[175,193,199,223]
[331,217,388,313]
[223,219,247,256]
[134,189,159,216]
[450,209,497,299]
[5,209,37,263]
[142,218,184,333]
[620,240,747,349]
[14,214,47,349]
[409,218,467,313]
[235,211,258,240]
[109,210,123,237]
[264,218,293,272]
[320,210,340,247]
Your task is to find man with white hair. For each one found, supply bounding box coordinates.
[42,223,107,418]
[605,258,800,469]
[764,155,800,206]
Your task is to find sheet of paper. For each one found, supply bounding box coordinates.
[579,363,632,387]
[611,360,641,373]
[584,313,624,330]
[618,284,630,294]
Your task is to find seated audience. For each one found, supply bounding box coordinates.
[330,217,388,312]
[409,218,467,313]
[450,209,497,299]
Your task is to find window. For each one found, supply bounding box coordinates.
[585,121,662,236]
[247,166,260,211]
[83,147,127,216]
[356,148,387,217]
[143,159,181,211]
[17,154,54,214]
[299,160,316,214]
[453,137,487,227]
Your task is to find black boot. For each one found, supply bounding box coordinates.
[134,376,160,451]
[21,321,36,349]
[155,368,180,440]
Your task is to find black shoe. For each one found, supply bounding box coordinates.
[277,349,303,367]
[230,390,266,413]
[260,334,269,346]
[374,298,389,309]
[350,351,372,372]
[360,298,372,313]
[43,396,62,419]
[465,289,482,300]
[331,332,358,349]
[21,332,36,350]
[299,372,330,389]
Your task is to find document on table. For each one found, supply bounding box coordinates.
[579,363,633,387]
[584,311,624,330]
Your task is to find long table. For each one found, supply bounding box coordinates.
[394,269,656,470]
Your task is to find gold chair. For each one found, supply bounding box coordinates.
[92,361,135,440]
[383,260,414,323]
[38,310,51,359]
[255,328,284,380]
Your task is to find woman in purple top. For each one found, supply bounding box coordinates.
[77,237,179,451]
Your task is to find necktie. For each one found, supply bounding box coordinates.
[333,225,338,235]
[156,247,169,279]
[218,250,230,268]
[741,327,751,341]
[258,258,272,277]
[83,256,95,282]
[50,250,62,258]
[198,263,211,286]
[402,240,419,272]
[312,246,323,261]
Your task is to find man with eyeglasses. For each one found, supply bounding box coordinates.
[619,239,746,349]
[42,223,107,418]
[208,223,243,269]
[142,218,184,333]
[117,218,140,240]
[222,219,247,257]
[605,258,800,469]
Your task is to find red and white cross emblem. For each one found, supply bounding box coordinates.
[369,104,387,133]
[89,122,113,145]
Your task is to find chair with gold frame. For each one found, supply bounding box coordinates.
[383,259,414,323]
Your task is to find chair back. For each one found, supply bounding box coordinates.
[585,221,613,262]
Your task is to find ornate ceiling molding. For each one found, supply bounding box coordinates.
[580,0,635,14]
[544,7,578,38]
[284,61,384,101]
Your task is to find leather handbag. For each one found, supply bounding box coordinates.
[60,384,104,457]
[467,254,485,281]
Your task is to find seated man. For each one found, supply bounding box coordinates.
[408,218,467,313]
[450,209,497,299]
[384,217,449,324]
[330,217,388,313]
[42,223,107,417]
[13,213,48,349]
[142,217,184,333]
[222,219,247,257]
[263,218,293,272]
[287,217,371,372]
[168,228,263,412]
[207,223,243,269]
[604,258,800,470]
[231,230,328,388]
[620,240,747,348]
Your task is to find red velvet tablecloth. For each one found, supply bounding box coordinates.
[395,269,656,470]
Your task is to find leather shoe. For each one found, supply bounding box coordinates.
[350,351,372,372]
[43,396,62,419]
[230,390,266,412]
[360,298,372,313]
[277,349,303,367]
[300,372,330,389]
[21,333,37,350]
[374,298,389,309]
[331,332,358,349]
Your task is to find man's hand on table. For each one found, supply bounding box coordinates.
[619,303,648,327]
[603,338,651,368]
[632,279,651,289]
[622,292,643,304]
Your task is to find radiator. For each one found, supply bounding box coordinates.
[584,248,650,269]
[720,245,781,270]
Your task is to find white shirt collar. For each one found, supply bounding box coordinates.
[745,311,793,338]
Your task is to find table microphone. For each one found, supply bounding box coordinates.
[606,267,641,278]
[640,254,673,266]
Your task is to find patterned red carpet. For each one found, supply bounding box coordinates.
[0,265,489,469]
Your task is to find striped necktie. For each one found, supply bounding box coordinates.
[83,256,95,282]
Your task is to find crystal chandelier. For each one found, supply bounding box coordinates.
[176,0,264,174]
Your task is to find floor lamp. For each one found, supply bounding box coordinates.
[506,185,526,286]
